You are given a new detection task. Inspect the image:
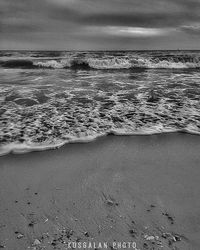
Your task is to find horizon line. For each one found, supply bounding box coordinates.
[1,49,200,52]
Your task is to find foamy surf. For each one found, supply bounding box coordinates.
[0,133,106,156]
[1,50,200,156]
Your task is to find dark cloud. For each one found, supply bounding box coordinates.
[81,13,190,28]
[0,0,200,49]
[78,0,200,28]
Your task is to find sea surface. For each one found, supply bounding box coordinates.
[0,50,200,155]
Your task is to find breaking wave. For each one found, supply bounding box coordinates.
[1,55,200,70]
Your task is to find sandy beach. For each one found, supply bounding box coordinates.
[0,133,200,250]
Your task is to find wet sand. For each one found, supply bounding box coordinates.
[0,133,200,250]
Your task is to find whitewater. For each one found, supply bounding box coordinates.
[1,50,200,69]
[0,50,200,155]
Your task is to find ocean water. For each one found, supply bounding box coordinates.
[0,50,200,155]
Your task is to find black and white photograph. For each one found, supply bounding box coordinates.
[0,0,200,249]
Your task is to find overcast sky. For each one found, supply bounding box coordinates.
[0,0,200,50]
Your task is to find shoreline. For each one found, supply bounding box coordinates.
[1,130,200,157]
[0,133,200,249]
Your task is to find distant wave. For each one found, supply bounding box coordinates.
[1,55,200,70]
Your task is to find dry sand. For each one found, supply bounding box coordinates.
[0,133,200,250]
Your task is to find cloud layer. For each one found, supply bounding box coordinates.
[0,0,200,50]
